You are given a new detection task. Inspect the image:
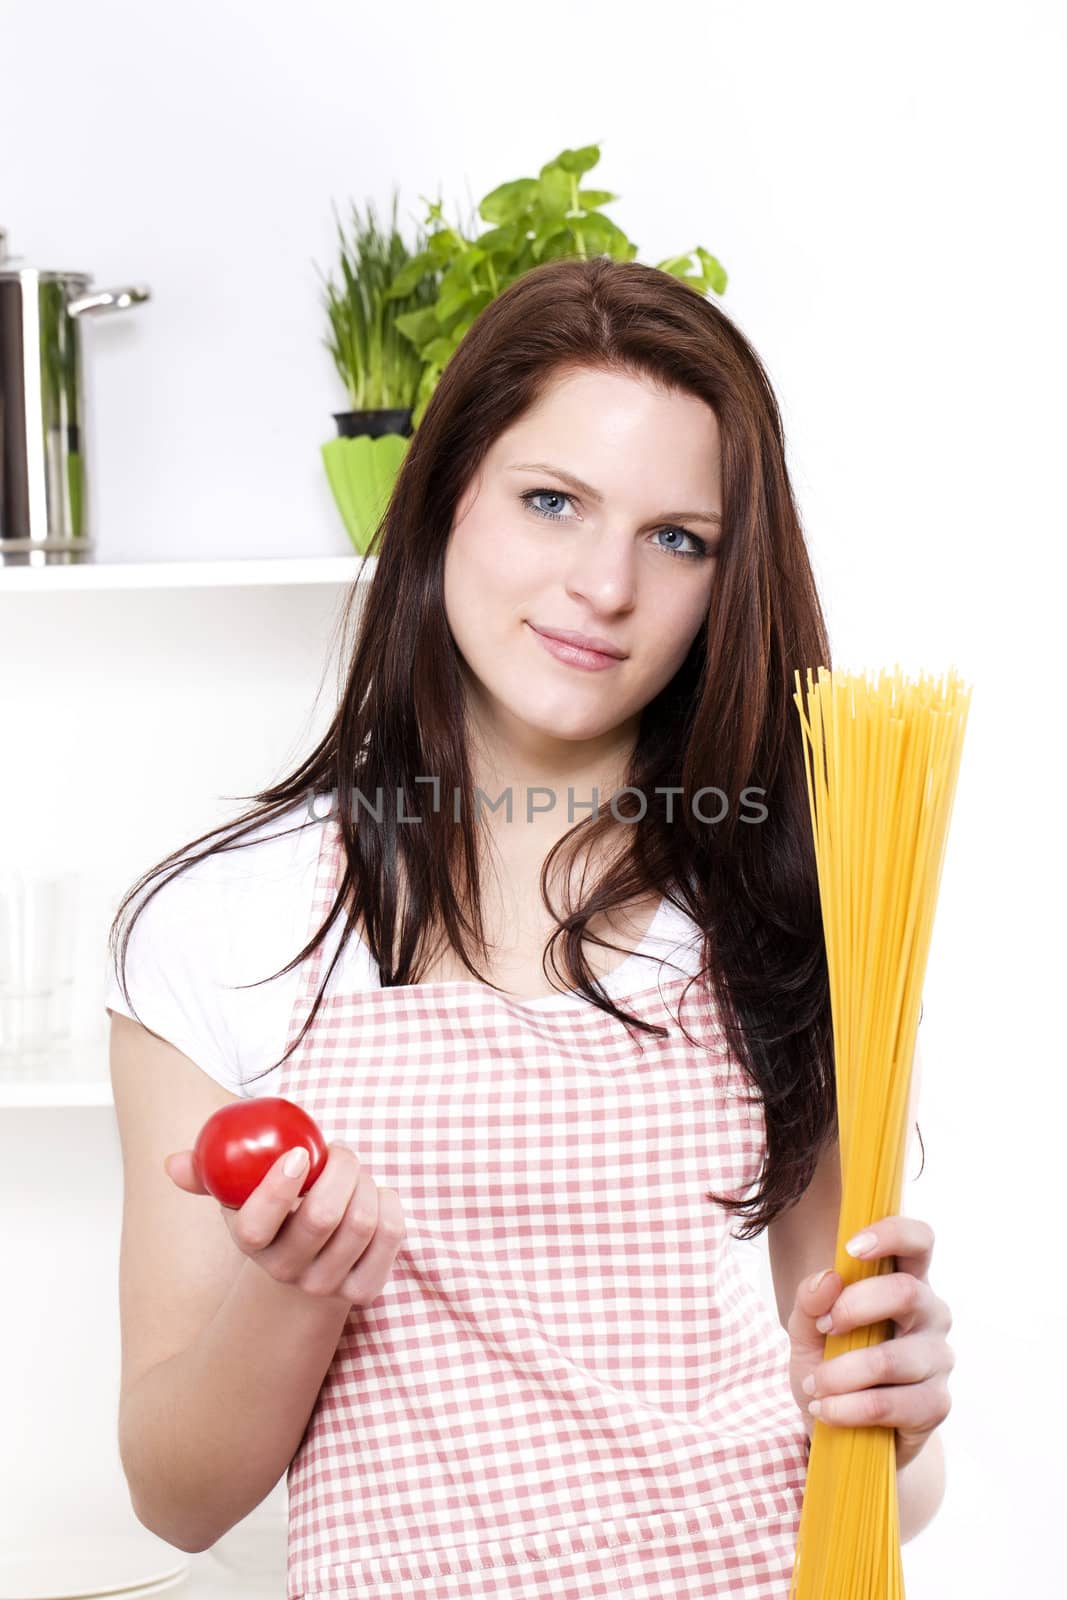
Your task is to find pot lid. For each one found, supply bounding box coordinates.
[0,228,93,285]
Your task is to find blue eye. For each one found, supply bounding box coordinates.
[519,488,710,562]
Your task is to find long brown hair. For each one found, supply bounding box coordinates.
[110,255,865,1239]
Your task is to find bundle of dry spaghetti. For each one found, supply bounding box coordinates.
[788,665,971,1599]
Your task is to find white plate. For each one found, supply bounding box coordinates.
[0,1532,190,1600]
[207,1518,286,1579]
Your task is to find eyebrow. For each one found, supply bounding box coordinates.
[508,461,723,527]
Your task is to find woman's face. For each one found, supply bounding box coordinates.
[443,365,723,761]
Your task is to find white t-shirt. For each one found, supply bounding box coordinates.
[104,799,707,1099]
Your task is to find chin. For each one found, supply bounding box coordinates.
[467,656,621,742]
[510,698,618,742]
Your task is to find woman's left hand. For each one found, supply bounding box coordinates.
[786,1215,955,1472]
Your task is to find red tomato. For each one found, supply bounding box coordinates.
[193,1097,329,1210]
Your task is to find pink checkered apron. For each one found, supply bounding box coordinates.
[275,816,810,1599]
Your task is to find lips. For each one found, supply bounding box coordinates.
[528,623,628,659]
[527,623,626,673]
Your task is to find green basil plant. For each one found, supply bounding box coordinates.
[385,141,728,428]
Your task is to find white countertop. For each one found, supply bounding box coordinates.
[173,1550,284,1598]
[0,1534,286,1600]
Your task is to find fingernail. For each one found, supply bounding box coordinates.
[816,1313,833,1333]
[283,1147,309,1177]
[846,1231,877,1256]
[808,1268,833,1294]
[808,1399,823,1417]
[802,1374,816,1395]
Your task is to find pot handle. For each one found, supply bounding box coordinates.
[67,284,151,317]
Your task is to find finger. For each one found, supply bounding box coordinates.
[816,1271,951,1339]
[163,1150,209,1194]
[787,1266,844,1350]
[254,1142,362,1276]
[844,1215,935,1282]
[297,1167,382,1296]
[803,1331,951,1402]
[334,1188,408,1305]
[807,1373,952,1432]
[226,1144,321,1255]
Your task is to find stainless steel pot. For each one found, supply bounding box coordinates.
[0,228,150,563]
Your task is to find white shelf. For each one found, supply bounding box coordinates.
[1,1035,112,1105]
[0,553,376,592]
[1,1079,112,1107]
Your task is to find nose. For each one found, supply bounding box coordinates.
[562,526,638,617]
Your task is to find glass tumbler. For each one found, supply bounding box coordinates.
[0,870,80,1077]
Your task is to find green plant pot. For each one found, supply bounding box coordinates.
[321,432,410,555]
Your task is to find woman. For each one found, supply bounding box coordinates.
[107,256,953,1597]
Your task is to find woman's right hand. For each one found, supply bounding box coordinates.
[163,1141,408,1308]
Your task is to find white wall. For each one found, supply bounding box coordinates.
[3,1,1064,1592]
[0,581,349,1571]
